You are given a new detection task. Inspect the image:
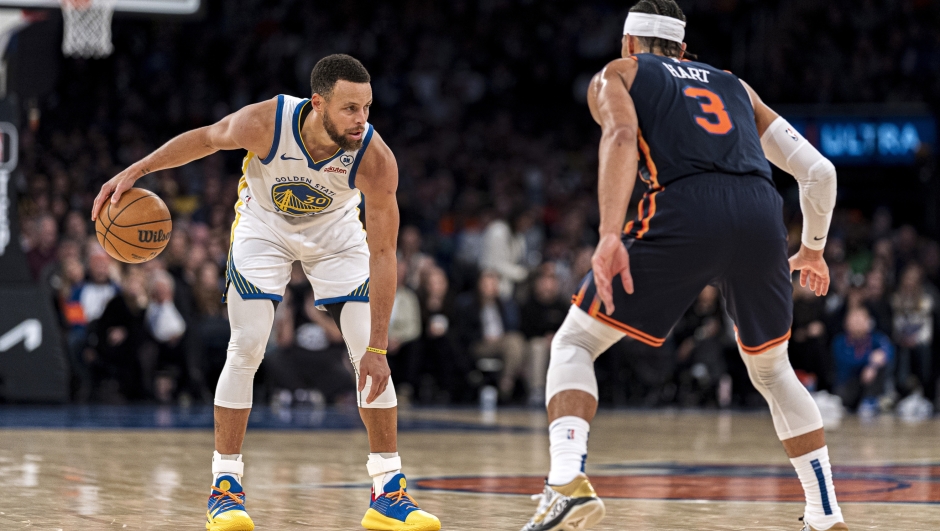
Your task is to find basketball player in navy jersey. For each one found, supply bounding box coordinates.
[93,55,440,531]
[521,2,847,530]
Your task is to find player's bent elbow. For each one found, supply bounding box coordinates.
[807,159,837,213]
[603,124,637,145]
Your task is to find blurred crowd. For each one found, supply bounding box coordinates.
[7,0,940,411]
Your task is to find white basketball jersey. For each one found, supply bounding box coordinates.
[241,94,372,220]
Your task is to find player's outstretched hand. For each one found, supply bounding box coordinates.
[359,350,391,404]
[591,233,634,315]
[789,246,830,297]
[91,166,141,221]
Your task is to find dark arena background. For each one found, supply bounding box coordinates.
[0,1,938,529]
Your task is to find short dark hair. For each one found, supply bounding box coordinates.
[309,54,371,99]
[629,0,689,60]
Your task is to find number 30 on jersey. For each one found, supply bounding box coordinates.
[683,87,734,135]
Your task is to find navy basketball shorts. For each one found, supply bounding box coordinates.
[573,173,793,355]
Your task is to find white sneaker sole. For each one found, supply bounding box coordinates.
[549,498,606,531]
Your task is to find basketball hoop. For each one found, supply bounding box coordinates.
[60,0,115,58]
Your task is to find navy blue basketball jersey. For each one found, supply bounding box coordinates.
[629,53,772,188]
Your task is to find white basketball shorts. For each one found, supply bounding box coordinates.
[224,188,370,306]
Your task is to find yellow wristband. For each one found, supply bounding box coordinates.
[366,346,388,355]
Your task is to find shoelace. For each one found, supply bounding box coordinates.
[209,486,246,513]
[530,486,555,513]
[385,488,419,510]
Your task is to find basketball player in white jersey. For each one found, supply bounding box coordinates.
[93,54,441,531]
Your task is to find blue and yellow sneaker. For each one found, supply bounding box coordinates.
[206,475,254,531]
[361,474,441,531]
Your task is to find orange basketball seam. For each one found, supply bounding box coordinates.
[108,218,173,229]
[101,233,130,262]
[101,191,153,255]
[98,190,171,263]
[110,192,153,221]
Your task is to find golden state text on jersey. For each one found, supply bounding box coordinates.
[271,177,337,216]
[239,94,372,219]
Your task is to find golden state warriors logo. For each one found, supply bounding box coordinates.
[272,182,333,215]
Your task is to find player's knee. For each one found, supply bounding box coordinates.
[552,306,623,360]
[739,340,823,440]
[225,325,268,373]
[338,301,371,365]
[546,343,597,404]
[545,307,623,404]
[741,341,791,390]
[358,377,398,409]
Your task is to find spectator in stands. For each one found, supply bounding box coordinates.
[146,269,188,403]
[520,266,569,405]
[93,268,150,402]
[863,269,893,335]
[480,212,529,300]
[454,270,527,402]
[398,225,433,291]
[671,286,730,406]
[189,259,227,401]
[387,260,423,400]
[62,210,89,243]
[268,289,354,405]
[832,306,894,411]
[417,265,472,403]
[26,214,59,279]
[66,251,119,399]
[891,263,935,399]
[790,280,830,391]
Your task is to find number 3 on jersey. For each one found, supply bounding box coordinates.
[683,87,734,135]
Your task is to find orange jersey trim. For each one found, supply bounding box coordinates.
[636,190,660,239]
[637,129,660,190]
[736,328,792,355]
[593,312,666,347]
[572,282,589,307]
[587,295,602,317]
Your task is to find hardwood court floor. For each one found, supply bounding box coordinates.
[1,406,939,530]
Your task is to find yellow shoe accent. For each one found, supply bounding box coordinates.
[361,507,442,531]
[206,509,254,531]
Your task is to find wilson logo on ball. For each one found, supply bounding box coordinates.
[138,229,171,243]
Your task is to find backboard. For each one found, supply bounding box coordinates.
[0,0,200,14]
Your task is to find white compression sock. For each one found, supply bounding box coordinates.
[790,447,843,529]
[547,416,589,486]
[367,452,402,496]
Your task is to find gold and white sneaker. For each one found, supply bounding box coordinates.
[521,473,605,531]
[800,516,849,531]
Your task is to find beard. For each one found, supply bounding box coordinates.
[323,110,364,151]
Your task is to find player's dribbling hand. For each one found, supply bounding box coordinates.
[359,351,391,404]
[91,166,141,221]
[592,233,634,315]
[789,245,830,297]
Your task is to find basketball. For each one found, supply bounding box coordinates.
[94,188,172,263]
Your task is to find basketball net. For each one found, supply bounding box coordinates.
[60,0,115,58]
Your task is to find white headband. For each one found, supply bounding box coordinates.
[623,12,686,43]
